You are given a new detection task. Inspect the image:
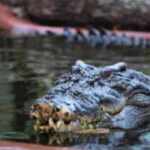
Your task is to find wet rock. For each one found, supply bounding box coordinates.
[26,0,150,29]
[1,0,25,6]
[25,0,88,23]
[93,0,150,30]
[2,0,150,30]
[1,0,26,18]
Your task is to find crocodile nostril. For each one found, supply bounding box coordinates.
[102,69,112,78]
[55,107,60,112]
[64,112,69,117]
[119,65,127,72]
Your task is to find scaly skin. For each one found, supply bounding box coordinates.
[31,61,150,134]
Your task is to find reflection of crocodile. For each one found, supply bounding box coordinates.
[31,61,150,135]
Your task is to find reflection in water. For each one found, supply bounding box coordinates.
[0,37,150,146]
[7,43,32,132]
[12,80,34,132]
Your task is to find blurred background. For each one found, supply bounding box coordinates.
[0,0,150,149]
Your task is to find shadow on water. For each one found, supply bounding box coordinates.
[0,36,150,148]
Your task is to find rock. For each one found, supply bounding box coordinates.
[2,0,150,30]
[21,0,150,30]
[25,0,88,24]
[1,0,25,6]
[93,0,150,30]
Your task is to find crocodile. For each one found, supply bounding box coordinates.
[30,61,150,135]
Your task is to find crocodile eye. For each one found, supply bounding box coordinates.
[102,70,112,78]
[119,65,126,72]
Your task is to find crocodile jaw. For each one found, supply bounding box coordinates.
[30,103,81,133]
[30,102,110,133]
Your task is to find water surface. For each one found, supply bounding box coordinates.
[0,37,150,148]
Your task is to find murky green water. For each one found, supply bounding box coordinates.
[0,37,150,148]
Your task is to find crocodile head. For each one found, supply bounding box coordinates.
[30,61,150,133]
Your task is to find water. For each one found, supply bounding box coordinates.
[0,36,150,148]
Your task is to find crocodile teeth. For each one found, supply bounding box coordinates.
[56,120,67,132]
[30,103,53,121]
[31,111,40,119]
[54,106,75,125]
[39,126,50,133]
[68,121,80,131]
[30,105,40,119]
[48,118,56,129]
[56,106,71,118]
[56,120,80,132]
[39,103,53,119]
